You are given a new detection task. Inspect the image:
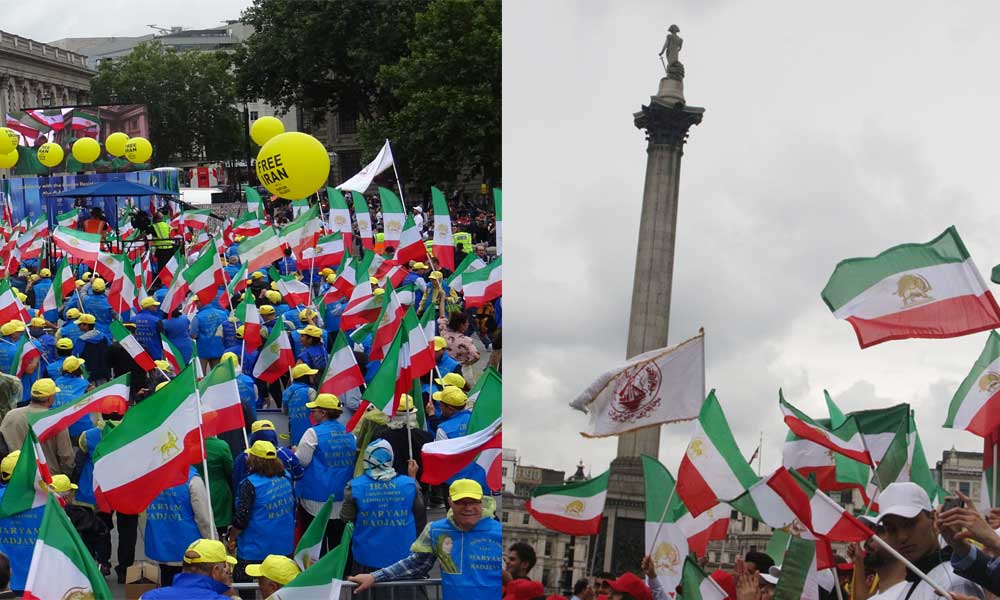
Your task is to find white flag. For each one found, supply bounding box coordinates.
[336,139,395,193]
[569,330,705,437]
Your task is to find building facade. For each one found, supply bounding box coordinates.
[936,449,983,503]
[0,30,92,123]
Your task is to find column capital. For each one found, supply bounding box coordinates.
[634,99,705,147]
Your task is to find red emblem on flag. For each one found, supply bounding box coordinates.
[609,362,662,423]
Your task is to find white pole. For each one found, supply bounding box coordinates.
[993,439,997,509]
[193,380,218,539]
[869,535,951,598]
[648,472,680,551]
[388,140,408,214]
[831,568,844,600]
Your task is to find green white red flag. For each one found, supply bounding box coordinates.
[351,192,374,250]
[274,275,311,307]
[402,307,435,378]
[0,280,30,324]
[180,209,212,230]
[0,433,50,518]
[42,257,75,314]
[161,334,184,373]
[92,365,204,514]
[13,336,42,377]
[234,293,262,351]
[157,250,181,286]
[30,375,130,442]
[274,523,352,599]
[243,185,263,219]
[252,325,294,384]
[421,420,502,485]
[779,391,872,465]
[110,321,157,372]
[378,187,405,244]
[526,470,608,535]
[945,330,1000,436]
[53,226,101,263]
[821,226,1000,348]
[447,252,486,292]
[198,360,243,437]
[680,556,728,600]
[239,226,284,272]
[461,256,501,308]
[233,210,262,237]
[182,240,224,306]
[56,209,79,229]
[676,391,759,516]
[360,328,413,419]
[281,204,321,258]
[318,331,364,396]
[431,186,455,270]
[394,214,427,264]
[22,493,112,600]
[370,283,407,361]
[340,279,381,330]
[782,398,869,503]
[294,496,335,570]
[326,187,354,249]
[308,232,345,270]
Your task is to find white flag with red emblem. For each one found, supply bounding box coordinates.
[569,330,705,438]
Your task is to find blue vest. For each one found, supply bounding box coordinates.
[221,319,237,350]
[0,486,44,590]
[298,343,327,373]
[284,382,313,446]
[47,356,66,379]
[223,264,241,281]
[350,474,417,568]
[162,316,193,363]
[134,309,163,359]
[58,322,82,347]
[428,516,503,599]
[194,306,227,359]
[76,426,105,506]
[237,473,295,561]
[31,279,52,309]
[438,410,472,440]
[53,375,92,440]
[237,374,258,422]
[296,420,355,503]
[277,257,297,275]
[144,470,202,563]
[437,352,460,376]
[35,334,56,363]
[83,293,114,336]
[0,338,19,374]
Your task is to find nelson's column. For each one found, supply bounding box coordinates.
[596,25,705,574]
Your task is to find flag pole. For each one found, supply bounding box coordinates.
[192,380,218,539]
[859,429,884,516]
[869,535,950,598]
[992,437,997,509]
[387,140,408,214]
[831,568,844,600]
[647,471,680,553]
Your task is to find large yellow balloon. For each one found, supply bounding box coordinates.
[72,138,101,164]
[0,128,17,155]
[37,143,64,168]
[105,132,129,157]
[124,137,153,163]
[255,132,330,200]
[0,149,17,169]
[250,116,285,146]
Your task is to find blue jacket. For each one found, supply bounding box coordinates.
[952,544,1000,595]
[139,573,232,600]
[31,278,52,309]
[283,382,314,447]
[134,309,164,359]
[232,429,303,488]
[191,305,228,360]
[276,257,298,276]
[57,321,83,348]
[162,316,193,363]
[74,330,110,380]
[297,342,327,373]
[82,293,115,336]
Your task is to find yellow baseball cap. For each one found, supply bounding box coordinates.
[29,274,39,282]
[326,274,337,284]
[91,278,106,292]
[373,288,385,296]
[449,478,484,502]
[433,336,447,351]
[433,386,468,407]
[305,393,340,410]
[39,268,51,278]
[259,305,275,316]
[15,292,26,303]
[369,277,379,285]
[29,316,45,328]
[62,356,85,373]
[82,272,92,281]
[297,325,323,339]
[0,450,19,481]
[398,393,416,412]
[56,337,74,350]
[75,279,85,288]
[7,320,25,333]
[31,378,61,397]
[235,325,245,338]
[245,440,277,459]
[319,268,333,276]
[183,539,237,565]
[429,271,443,281]
[435,373,466,388]
[75,314,96,325]
[245,555,301,586]
[252,271,264,279]
[298,309,317,322]
[291,363,318,379]
[49,474,78,493]
[265,290,281,303]
[140,297,160,308]
[154,360,172,372]
[251,420,275,433]
[65,308,81,319]
[0,324,16,337]
[155,381,169,392]
[221,352,240,368]
[17,268,28,276]
[412,262,429,270]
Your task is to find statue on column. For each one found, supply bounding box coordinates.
[658,25,684,81]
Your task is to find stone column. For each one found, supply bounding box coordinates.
[597,74,704,574]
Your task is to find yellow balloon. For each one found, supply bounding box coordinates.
[255,132,330,200]
[0,149,17,169]
[250,116,285,146]
[37,143,64,168]
[124,137,153,163]
[0,128,17,155]
[72,138,102,164]
[105,132,129,157]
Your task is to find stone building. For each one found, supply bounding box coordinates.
[936,448,983,502]
[0,30,92,121]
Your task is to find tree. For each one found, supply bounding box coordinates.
[360,0,501,189]
[233,0,428,119]
[90,42,244,164]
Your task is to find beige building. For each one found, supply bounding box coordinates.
[936,448,983,502]
[0,30,92,120]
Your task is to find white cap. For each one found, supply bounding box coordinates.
[876,482,932,522]
[815,569,836,592]
[761,566,780,585]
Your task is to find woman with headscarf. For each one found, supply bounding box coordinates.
[341,439,425,584]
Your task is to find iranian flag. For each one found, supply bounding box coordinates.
[275,276,311,307]
[676,391,760,516]
[379,187,406,244]
[56,209,79,229]
[198,361,243,438]
[373,258,409,289]
[294,495,335,569]
[42,257,74,314]
[310,232,345,269]
[157,250,182,286]
[182,241,224,306]
[238,226,284,272]
[110,321,158,372]
[351,191,374,250]
[53,226,101,263]
[431,186,455,270]
[680,557,728,600]
[447,252,487,293]
[0,433,50,518]
[161,334,184,374]
[180,209,212,230]
[0,279,32,323]
[773,536,822,600]
[19,236,44,261]
[340,279,381,331]
[69,110,100,134]
[234,294,263,351]
[108,255,138,313]
[21,217,47,245]
[729,467,873,542]
[22,493,112,600]
[13,336,42,377]
[780,391,872,465]
[252,325,294,384]
[243,185,263,217]
[318,331,364,396]
[277,523,352,600]
[985,430,1000,509]
[94,251,120,282]
[30,376,130,442]
[402,308,435,378]
[821,226,1000,348]
[526,470,608,535]
[281,204,322,259]
[232,210,261,237]
[333,252,373,298]
[782,416,870,504]
[326,187,354,249]
[394,214,427,264]
[360,329,414,419]
[92,366,205,514]
[461,256,501,308]
[464,364,503,489]
[643,456,730,561]
[945,330,1000,436]
[370,284,407,360]
[421,420,502,485]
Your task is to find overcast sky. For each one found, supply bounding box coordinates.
[4,0,252,43]
[503,2,1000,483]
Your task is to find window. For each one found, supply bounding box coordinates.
[501,512,508,523]
[502,467,508,477]
[752,518,759,532]
[564,544,572,559]
[250,110,259,121]
[339,150,362,182]
[544,540,552,556]
[522,513,529,525]
[542,569,551,585]
[960,481,971,496]
[338,110,358,135]
[731,510,739,520]
[840,491,853,505]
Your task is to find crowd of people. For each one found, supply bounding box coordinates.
[0,193,502,598]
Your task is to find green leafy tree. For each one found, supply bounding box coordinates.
[360,0,501,189]
[90,42,244,164]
